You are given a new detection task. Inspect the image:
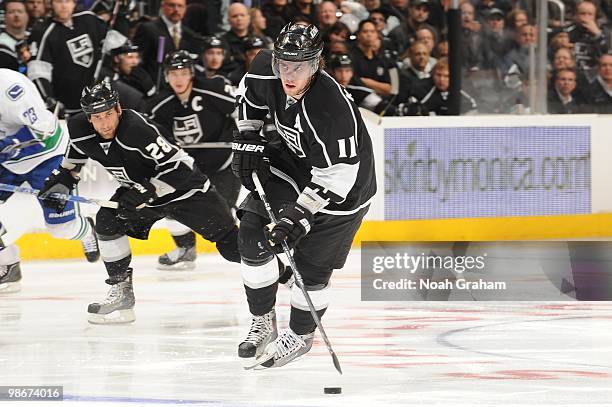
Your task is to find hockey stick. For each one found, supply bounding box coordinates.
[250,171,343,375]
[155,36,166,94]
[0,183,119,209]
[181,142,232,149]
[93,0,123,82]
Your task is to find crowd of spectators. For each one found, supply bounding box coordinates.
[1,0,612,115]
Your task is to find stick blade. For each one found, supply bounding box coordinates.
[332,352,342,375]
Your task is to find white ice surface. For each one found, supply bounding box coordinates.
[1,250,612,406]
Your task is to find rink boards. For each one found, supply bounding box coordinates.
[5,114,612,259]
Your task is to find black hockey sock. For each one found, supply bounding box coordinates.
[289,307,326,335]
[277,258,293,284]
[172,231,196,249]
[245,283,279,316]
[104,255,133,285]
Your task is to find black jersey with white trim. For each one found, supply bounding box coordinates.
[27,12,107,111]
[66,109,209,207]
[237,50,376,214]
[146,76,236,175]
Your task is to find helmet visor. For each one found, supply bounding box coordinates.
[272,54,319,81]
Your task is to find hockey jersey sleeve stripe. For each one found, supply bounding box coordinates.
[193,88,236,103]
[71,133,98,143]
[27,60,53,82]
[67,140,89,157]
[242,94,268,110]
[0,48,16,58]
[324,71,359,147]
[311,161,360,202]
[301,99,332,167]
[34,23,56,62]
[245,73,277,80]
[346,84,375,94]
[115,138,156,162]
[420,86,436,104]
[149,94,175,119]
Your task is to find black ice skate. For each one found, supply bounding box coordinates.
[157,246,197,271]
[81,217,100,263]
[0,262,22,293]
[87,277,135,324]
[245,328,314,370]
[238,309,278,364]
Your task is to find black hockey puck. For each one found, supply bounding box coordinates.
[324,387,342,394]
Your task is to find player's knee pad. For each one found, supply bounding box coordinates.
[95,208,121,236]
[166,218,192,236]
[290,282,330,311]
[0,243,20,265]
[238,212,270,262]
[215,226,240,263]
[241,255,279,289]
[98,234,131,263]
[45,217,86,240]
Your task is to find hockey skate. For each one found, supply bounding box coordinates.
[157,246,197,271]
[81,217,100,263]
[87,277,135,324]
[238,309,278,365]
[0,262,22,293]
[245,328,314,370]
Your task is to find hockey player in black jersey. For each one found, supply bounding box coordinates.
[39,79,240,324]
[27,0,108,116]
[146,50,241,270]
[232,22,376,368]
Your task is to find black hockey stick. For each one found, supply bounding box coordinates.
[251,171,343,375]
[0,183,119,209]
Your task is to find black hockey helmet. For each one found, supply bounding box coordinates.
[244,36,265,51]
[164,50,196,72]
[273,22,323,62]
[110,41,139,57]
[80,78,119,114]
[329,53,353,70]
[202,36,224,51]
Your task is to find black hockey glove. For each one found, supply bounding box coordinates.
[231,130,270,192]
[39,167,79,213]
[265,204,313,253]
[117,181,157,218]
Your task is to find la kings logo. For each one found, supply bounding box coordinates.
[173,114,203,145]
[105,166,135,188]
[274,114,305,158]
[67,34,94,68]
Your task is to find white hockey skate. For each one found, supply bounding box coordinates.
[0,262,22,293]
[157,246,196,271]
[87,277,135,324]
[81,217,100,263]
[244,328,314,370]
[238,310,278,365]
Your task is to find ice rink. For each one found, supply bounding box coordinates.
[1,250,612,406]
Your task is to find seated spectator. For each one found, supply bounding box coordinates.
[404,58,478,115]
[565,0,609,80]
[133,0,203,80]
[461,0,484,71]
[435,39,448,59]
[415,24,438,56]
[365,0,401,33]
[501,23,536,89]
[221,3,251,68]
[329,53,391,114]
[388,0,431,55]
[286,0,317,25]
[25,0,47,29]
[350,19,397,96]
[261,0,289,39]
[583,53,612,113]
[481,7,513,69]
[506,8,528,34]
[550,47,590,94]
[548,68,584,114]
[400,40,434,81]
[475,0,512,23]
[318,1,339,31]
[249,7,274,49]
[0,0,29,71]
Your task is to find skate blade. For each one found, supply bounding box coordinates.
[88,309,136,324]
[243,350,275,370]
[0,281,21,293]
[156,261,196,271]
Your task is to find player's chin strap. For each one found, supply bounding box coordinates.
[0,183,118,209]
[251,171,342,375]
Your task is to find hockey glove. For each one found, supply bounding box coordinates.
[0,137,22,162]
[39,167,79,213]
[231,130,270,192]
[265,204,313,253]
[117,181,157,219]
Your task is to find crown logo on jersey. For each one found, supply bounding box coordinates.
[67,34,94,68]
